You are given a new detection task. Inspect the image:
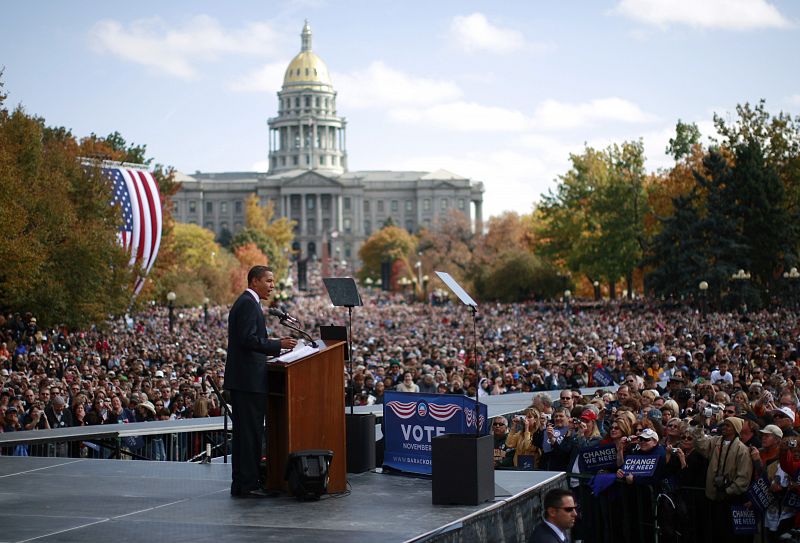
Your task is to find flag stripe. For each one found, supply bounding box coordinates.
[102,165,162,297]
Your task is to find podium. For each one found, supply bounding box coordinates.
[266,341,347,493]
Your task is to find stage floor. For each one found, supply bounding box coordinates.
[0,457,559,543]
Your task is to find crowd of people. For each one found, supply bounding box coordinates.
[3,264,800,539]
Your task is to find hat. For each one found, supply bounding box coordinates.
[139,401,156,415]
[580,409,598,421]
[155,370,164,378]
[749,381,762,388]
[1,369,8,376]
[638,428,659,441]
[760,424,784,439]
[772,406,795,420]
[30,318,36,323]
[725,416,744,435]
[6,406,17,414]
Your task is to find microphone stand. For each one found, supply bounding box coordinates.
[205,375,231,463]
[277,319,317,348]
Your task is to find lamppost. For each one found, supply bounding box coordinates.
[731,269,751,313]
[203,297,209,323]
[365,277,374,290]
[698,281,708,317]
[593,280,600,301]
[422,274,430,304]
[564,289,571,313]
[783,267,799,309]
[167,291,176,333]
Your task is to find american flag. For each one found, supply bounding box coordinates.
[105,166,163,295]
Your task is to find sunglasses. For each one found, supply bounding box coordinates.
[492,422,506,426]
[556,506,579,512]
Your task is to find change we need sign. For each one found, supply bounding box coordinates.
[621,454,659,477]
[383,391,488,475]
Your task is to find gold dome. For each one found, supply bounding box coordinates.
[282,21,332,89]
[283,51,332,88]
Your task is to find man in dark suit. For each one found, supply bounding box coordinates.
[529,488,578,543]
[226,265,297,498]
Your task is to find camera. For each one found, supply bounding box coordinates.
[622,436,639,443]
[670,447,680,454]
[790,439,798,449]
[713,475,730,491]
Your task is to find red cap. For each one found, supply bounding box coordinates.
[580,409,598,421]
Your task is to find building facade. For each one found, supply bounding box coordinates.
[172,21,484,264]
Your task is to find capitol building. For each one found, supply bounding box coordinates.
[172,22,484,264]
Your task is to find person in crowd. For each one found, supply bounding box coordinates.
[225,265,296,499]
[691,416,753,543]
[396,372,419,393]
[491,416,514,468]
[528,488,578,543]
[537,407,571,471]
[506,408,542,469]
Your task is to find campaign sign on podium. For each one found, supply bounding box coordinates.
[382,391,488,475]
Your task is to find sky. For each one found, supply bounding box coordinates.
[2,1,799,219]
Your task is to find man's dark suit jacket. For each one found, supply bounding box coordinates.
[224,291,282,392]
[528,521,565,543]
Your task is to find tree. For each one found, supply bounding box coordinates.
[417,210,477,286]
[358,226,417,287]
[666,120,702,161]
[0,103,132,327]
[240,194,295,279]
[474,250,562,302]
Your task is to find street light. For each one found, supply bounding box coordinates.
[167,291,176,333]
[698,281,708,317]
[564,289,571,312]
[365,277,374,288]
[593,280,600,301]
[422,274,430,303]
[203,297,209,323]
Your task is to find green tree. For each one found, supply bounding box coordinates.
[474,250,562,302]
[666,120,702,161]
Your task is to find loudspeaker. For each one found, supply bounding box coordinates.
[380,260,391,291]
[432,434,494,505]
[285,449,333,500]
[346,413,376,473]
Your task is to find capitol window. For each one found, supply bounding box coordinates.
[391,200,398,212]
[344,218,352,233]
[206,201,213,214]
[459,198,465,210]
[377,200,384,213]
[344,197,351,211]
[220,202,227,214]
[235,201,242,214]
[364,200,370,213]
[405,200,413,212]
[423,199,430,211]
[441,199,449,210]
[189,201,196,213]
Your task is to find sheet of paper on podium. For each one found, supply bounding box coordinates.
[275,343,319,364]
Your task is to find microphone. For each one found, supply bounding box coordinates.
[268,307,300,324]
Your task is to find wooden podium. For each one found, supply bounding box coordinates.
[266,341,347,493]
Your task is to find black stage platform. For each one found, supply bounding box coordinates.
[0,456,563,543]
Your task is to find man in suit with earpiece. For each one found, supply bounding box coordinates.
[226,265,297,498]
[529,488,578,543]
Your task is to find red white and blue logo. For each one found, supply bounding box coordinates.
[417,402,428,417]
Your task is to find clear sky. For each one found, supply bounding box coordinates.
[2,1,798,219]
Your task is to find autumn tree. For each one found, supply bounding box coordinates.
[358,225,417,288]
[231,194,295,280]
[0,100,132,327]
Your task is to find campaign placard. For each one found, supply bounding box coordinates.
[621,454,659,477]
[730,505,757,535]
[747,475,776,512]
[578,444,618,472]
[592,367,615,387]
[382,391,489,475]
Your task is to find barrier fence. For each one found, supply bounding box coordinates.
[0,417,230,462]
